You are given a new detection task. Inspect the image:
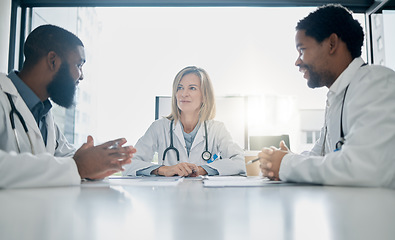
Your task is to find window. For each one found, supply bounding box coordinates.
[30,7,366,152]
[304,130,320,145]
[306,131,313,144]
[377,36,384,51]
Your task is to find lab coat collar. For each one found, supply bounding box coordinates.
[0,73,19,95]
[173,120,187,152]
[173,120,205,151]
[190,122,205,150]
[0,73,46,149]
[328,57,365,98]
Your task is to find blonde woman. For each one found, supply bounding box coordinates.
[123,66,245,177]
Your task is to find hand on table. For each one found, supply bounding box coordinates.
[156,162,206,177]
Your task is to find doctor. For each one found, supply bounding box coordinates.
[123,66,245,177]
[0,25,136,188]
[259,5,395,188]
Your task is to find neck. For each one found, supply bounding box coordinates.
[18,68,50,101]
[327,45,354,88]
[180,112,200,133]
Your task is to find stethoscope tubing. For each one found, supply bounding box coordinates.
[5,92,35,154]
[162,119,180,161]
[163,119,211,162]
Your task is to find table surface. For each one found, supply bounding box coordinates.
[1,178,395,240]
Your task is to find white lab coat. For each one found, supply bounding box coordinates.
[280,58,395,188]
[0,73,80,188]
[123,117,246,176]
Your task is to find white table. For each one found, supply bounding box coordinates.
[1,179,394,240]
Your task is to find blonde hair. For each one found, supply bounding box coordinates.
[167,66,216,123]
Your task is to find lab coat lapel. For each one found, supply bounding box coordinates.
[191,123,205,150]
[1,76,46,153]
[173,121,187,154]
[45,112,56,154]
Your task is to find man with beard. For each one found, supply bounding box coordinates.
[0,25,136,188]
[258,4,395,188]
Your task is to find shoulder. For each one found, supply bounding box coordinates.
[350,64,395,93]
[358,64,395,83]
[0,74,14,107]
[205,119,227,132]
[149,117,171,129]
[0,72,8,81]
[0,73,14,92]
[154,117,171,125]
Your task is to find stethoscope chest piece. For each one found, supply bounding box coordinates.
[202,150,212,161]
[335,138,345,152]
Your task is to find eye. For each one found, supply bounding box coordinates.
[177,86,183,91]
[190,86,197,90]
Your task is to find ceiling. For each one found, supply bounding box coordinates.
[14,0,395,13]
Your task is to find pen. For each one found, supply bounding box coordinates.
[246,157,260,165]
[187,169,197,177]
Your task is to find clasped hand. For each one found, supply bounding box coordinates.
[258,140,290,181]
[156,162,207,177]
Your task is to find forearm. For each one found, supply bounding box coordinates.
[0,152,80,188]
[200,165,216,175]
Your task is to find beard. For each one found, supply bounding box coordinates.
[47,62,77,108]
[306,65,322,88]
[304,64,334,89]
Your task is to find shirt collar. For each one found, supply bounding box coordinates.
[181,122,201,138]
[328,57,365,97]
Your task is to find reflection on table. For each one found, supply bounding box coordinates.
[1,179,394,240]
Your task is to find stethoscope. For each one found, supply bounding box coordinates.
[321,84,349,156]
[163,120,212,162]
[321,63,367,155]
[334,84,349,151]
[5,92,35,154]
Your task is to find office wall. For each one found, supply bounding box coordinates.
[0,0,11,72]
[383,10,395,70]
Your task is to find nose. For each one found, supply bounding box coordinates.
[181,89,189,97]
[79,69,84,81]
[295,56,302,67]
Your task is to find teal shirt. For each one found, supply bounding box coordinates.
[181,122,200,156]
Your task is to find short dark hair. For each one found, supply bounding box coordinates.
[296,4,364,58]
[23,24,84,68]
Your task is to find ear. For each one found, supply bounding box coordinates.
[328,33,339,54]
[46,51,61,72]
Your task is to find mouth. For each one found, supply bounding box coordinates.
[299,67,309,79]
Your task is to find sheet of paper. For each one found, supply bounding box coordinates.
[109,176,184,186]
[81,176,184,187]
[203,176,283,187]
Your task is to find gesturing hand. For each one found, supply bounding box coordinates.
[259,140,289,181]
[73,136,137,179]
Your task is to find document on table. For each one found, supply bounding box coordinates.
[109,176,184,186]
[202,176,283,187]
[81,176,184,187]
